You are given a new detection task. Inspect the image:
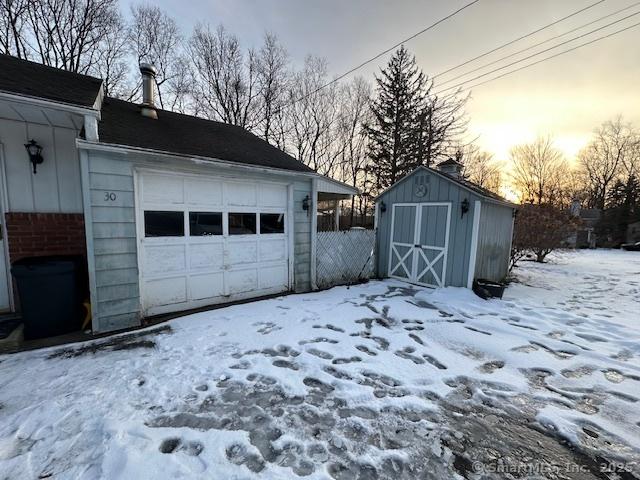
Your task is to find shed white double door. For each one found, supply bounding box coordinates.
[389,203,451,288]
[137,171,292,316]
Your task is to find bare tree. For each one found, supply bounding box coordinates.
[0,0,29,58]
[189,24,258,127]
[415,88,469,168]
[25,0,120,73]
[460,146,503,194]
[510,136,568,205]
[286,55,341,175]
[255,32,289,142]
[129,3,184,108]
[336,77,372,223]
[88,12,129,97]
[578,116,639,209]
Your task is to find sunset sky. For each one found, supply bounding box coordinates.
[143,0,640,164]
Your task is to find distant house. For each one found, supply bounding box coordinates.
[374,160,516,288]
[0,55,356,333]
[568,200,601,249]
[627,220,640,244]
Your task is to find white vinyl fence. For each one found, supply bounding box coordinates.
[316,229,376,289]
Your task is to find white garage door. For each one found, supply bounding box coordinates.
[137,171,291,316]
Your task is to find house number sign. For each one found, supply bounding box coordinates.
[104,192,117,202]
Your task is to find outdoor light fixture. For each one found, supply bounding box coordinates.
[302,195,311,215]
[24,139,43,174]
[461,198,469,218]
[379,201,387,213]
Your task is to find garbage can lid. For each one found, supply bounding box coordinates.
[11,257,75,277]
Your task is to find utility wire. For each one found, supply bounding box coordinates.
[440,20,640,96]
[437,1,640,87]
[433,0,606,79]
[274,0,481,113]
[435,10,640,94]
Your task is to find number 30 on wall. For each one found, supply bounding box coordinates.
[104,192,117,202]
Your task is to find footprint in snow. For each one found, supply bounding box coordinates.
[306,348,334,360]
[477,360,505,374]
[394,347,425,365]
[355,345,377,356]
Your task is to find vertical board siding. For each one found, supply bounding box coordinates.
[475,202,514,282]
[0,118,83,213]
[376,169,480,287]
[85,150,313,332]
[293,180,312,292]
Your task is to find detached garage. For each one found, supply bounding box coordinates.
[375,160,516,289]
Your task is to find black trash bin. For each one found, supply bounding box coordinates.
[11,256,83,339]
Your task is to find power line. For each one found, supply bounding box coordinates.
[275,0,481,113]
[435,10,640,94]
[437,1,640,87]
[433,0,606,79]
[441,20,640,96]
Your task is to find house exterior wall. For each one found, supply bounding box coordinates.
[474,202,514,283]
[0,117,83,213]
[4,212,85,262]
[376,169,481,287]
[80,147,312,333]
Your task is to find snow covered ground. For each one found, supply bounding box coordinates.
[0,249,638,479]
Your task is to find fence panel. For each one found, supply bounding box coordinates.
[316,229,376,289]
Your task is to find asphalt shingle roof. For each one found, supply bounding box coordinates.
[98,98,314,173]
[0,54,102,108]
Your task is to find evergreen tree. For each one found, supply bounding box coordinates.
[365,46,426,190]
[365,46,468,192]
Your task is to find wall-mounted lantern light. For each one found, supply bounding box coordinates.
[460,198,469,218]
[302,195,311,215]
[24,139,43,174]
[379,201,387,213]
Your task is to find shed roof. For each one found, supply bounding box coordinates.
[0,54,102,108]
[98,97,314,174]
[376,166,515,207]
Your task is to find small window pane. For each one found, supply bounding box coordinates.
[229,213,256,235]
[260,213,285,234]
[190,212,222,236]
[144,211,184,237]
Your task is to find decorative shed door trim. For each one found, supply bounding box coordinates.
[388,202,451,288]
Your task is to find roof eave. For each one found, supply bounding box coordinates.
[0,89,101,118]
[76,139,342,181]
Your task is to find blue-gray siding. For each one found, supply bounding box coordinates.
[376,169,481,287]
[475,202,514,282]
[81,149,312,332]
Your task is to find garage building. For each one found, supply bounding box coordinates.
[0,56,356,334]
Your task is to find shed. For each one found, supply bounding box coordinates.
[375,162,516,289]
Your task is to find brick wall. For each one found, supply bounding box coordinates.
[4,213,86,263]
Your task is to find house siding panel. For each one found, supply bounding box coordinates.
[0,117,83,213]
[475,202,514,283]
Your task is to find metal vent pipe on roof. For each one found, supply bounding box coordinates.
[139,63,157,119]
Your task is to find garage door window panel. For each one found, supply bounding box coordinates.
[229,213,257,235]
[260,213,285,234]
[144,211,185,237]
[189,212,223,236]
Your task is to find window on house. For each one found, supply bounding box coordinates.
[189,212,223,236]
[260,213,285,234]
[144,211,184,237]
[228,213,256,235]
